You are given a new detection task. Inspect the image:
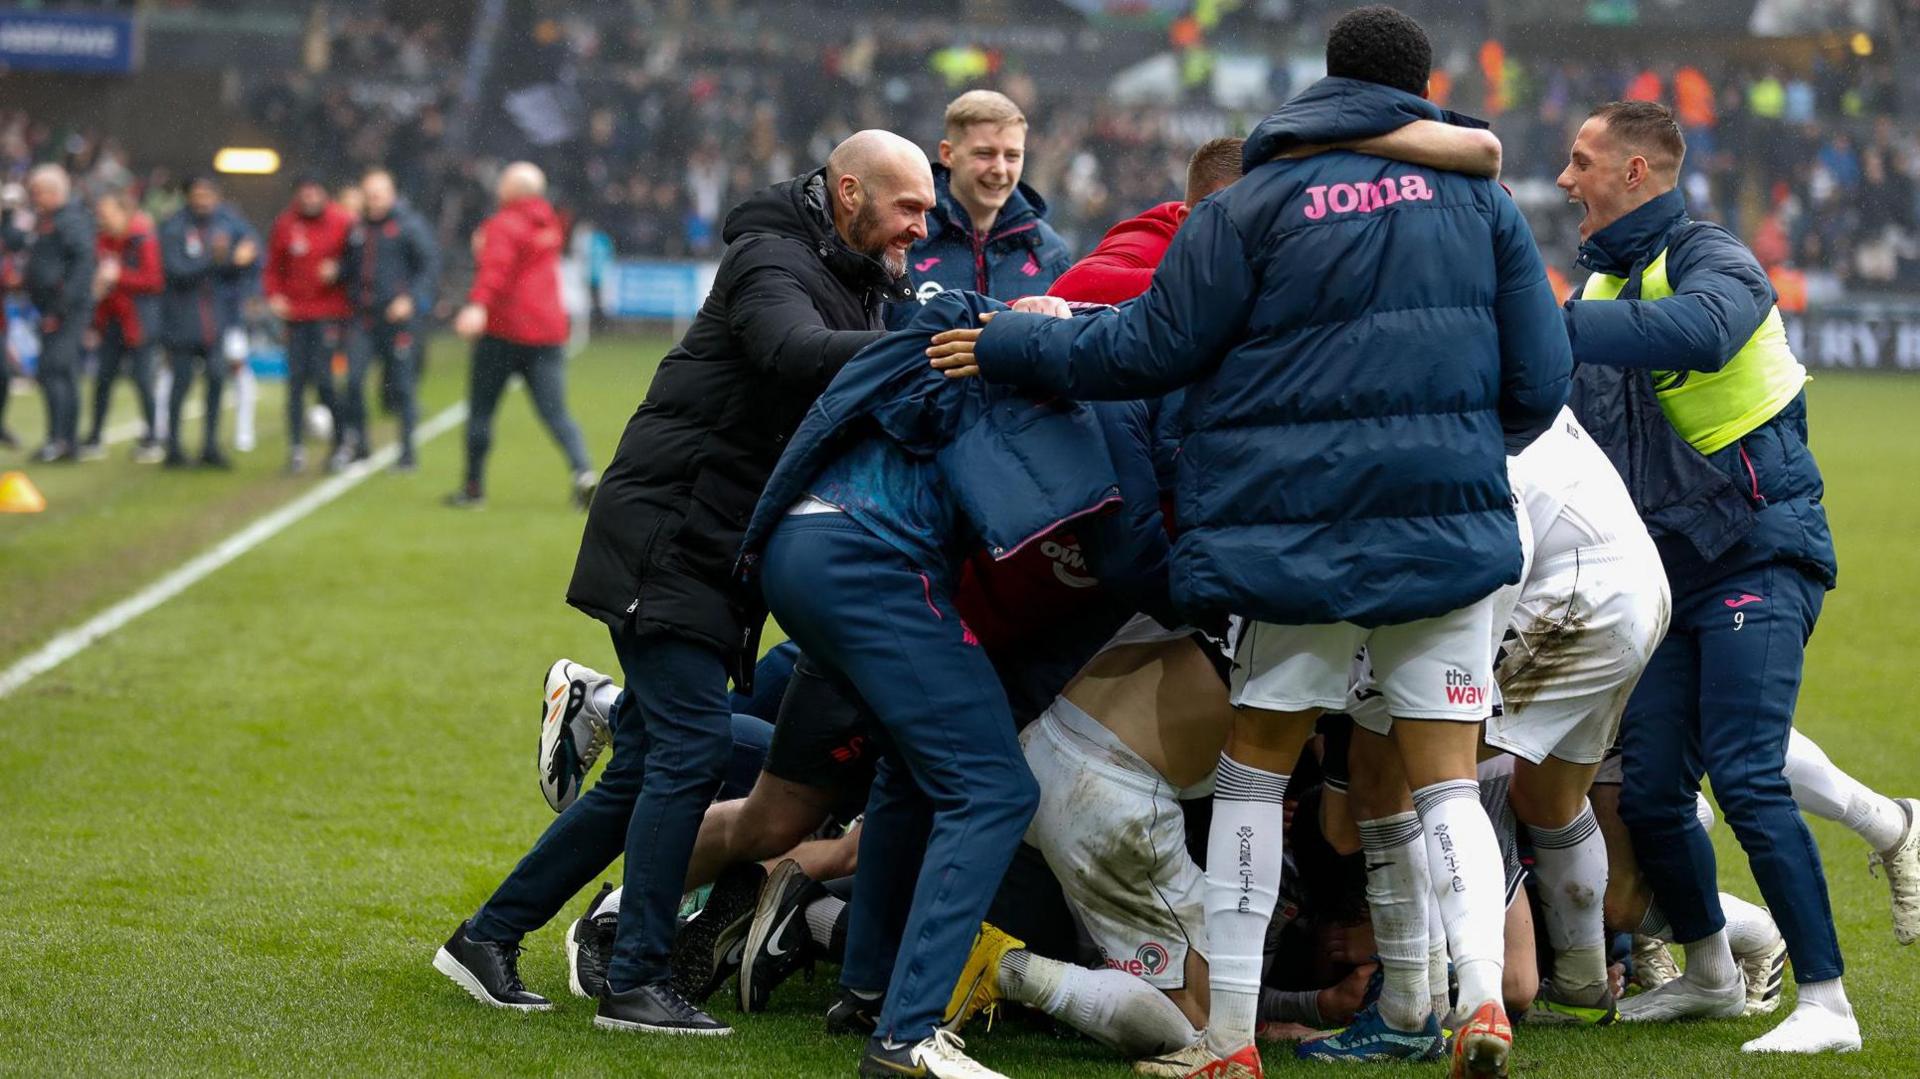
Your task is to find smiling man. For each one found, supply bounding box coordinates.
[1556,100,1857,1055]
[886,90,1072,327]
[435,131,931,1040]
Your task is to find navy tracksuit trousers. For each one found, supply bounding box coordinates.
[761,512,1039,1044]
[1619,560,1842,983]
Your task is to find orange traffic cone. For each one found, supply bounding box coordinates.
[0,470,47,513]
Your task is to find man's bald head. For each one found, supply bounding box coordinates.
[497,161,547,204]
[823,130,935,278]
[27,164,70,214]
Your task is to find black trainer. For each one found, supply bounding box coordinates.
[444,485,485,509]
[669,861,765,1003]
[566,883,618,999]
[433,919,552,1010]
[827,986,885,1037]
[200,449,232,470]
[739,858,824,1012]
[594,982,731,1036]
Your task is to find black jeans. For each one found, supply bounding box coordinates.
[284,320,341,450]
[464,335,590,491]
[88,322,158,445]
[37,319,83,447]
[471,629,735,991]
[166,344,224,457]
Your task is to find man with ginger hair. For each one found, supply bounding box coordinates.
[888,89,1072,327]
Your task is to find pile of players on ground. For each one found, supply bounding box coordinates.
[429,8,1920,1078]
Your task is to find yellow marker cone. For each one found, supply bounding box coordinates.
[0,470,47,513]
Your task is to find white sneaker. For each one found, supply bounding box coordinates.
[1869,797,1920,945]
[1630,934,1680,992]
[1618,972,1746,1023]
[864,1029,1009,1079]
[1741,1002,1862,1054]
[537,658,615,812]
[1737,930,1788,1017]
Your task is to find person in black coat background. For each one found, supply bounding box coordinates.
[434,130,932,1039]
[3,165,95,463]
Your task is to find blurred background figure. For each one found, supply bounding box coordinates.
[342,168,437,472]
[4,164,94,463]
[84,190,165,464]
[448,162,591,509]
[264,176,353,475]
[158,176,255,469]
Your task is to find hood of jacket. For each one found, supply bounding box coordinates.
[927,163,1051,241]
[1577,188,1690,277]
[723,168,913,303]
[1242,76,1485,172]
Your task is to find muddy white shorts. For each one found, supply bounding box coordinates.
[1020,698,1207,989]
[1484,547,1670,766]
[1233,588,1506,736]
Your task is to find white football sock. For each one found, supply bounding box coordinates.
[599,886,621,916]
[1681,928,1738,987]
[1426,891,1451,1022]
[233,364,256,449]
[998,950,1200,1055]
[1202,754,1288,1056]
[1357,811,1433,1030]
[805,894,846,950]
[1785,730,1906,851]
[1742,978,1861,1054]
[1412,778,1506,1014]
[152,366,173,441]
[1528,801,1608,995]
[1721,892,1780,953]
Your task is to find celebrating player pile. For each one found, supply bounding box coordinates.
[434,5,1920,1077]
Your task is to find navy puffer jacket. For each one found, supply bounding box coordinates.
[885,165,1073,328]
[974,77,1572,627]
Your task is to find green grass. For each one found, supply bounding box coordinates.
[0,347,1916,1077]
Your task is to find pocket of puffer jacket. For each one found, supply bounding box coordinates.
[662,463,763,583]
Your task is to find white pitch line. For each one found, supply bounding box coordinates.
[0,401,469,700]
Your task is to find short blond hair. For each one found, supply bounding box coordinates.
[943,90,1026,140]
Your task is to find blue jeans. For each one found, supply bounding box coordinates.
[761,513,1039,1043]
[1619,561,1841,983]
[471,629,737,990]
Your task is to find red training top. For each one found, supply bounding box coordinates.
[93,211,165,346]
[264,201,355,322]
[1046,201,1186,306]
[468,195,569,346]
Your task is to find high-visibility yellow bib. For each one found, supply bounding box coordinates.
[1581,249,1807,454]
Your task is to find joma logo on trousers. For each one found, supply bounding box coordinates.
[1302,175,1435,221]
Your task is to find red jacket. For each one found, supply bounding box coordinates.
[1047,200,1186,305]
[92,211,165,346]
[468,195,568,346]
[265,202,354,321]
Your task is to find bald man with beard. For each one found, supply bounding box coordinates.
[435,132,933,1038]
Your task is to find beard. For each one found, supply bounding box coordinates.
[850,199,907,278]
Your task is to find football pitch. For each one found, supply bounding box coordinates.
[1,337,1916,1078]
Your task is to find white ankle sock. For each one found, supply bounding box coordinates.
[599,886,622,916]
[1720,893,1780,953]
[1413,779,1506,1013]
[999,951,1199,1055]
[1528,801,1608,994]
[590,682,621,723]
[1785,730,1906,851]
[1796,977,1852,1016]
[806,895,846,950]
[1203,754,1288,1055]
[1357,811,1432,1030]
[1682,928,1738,987]
[233,364,257,446]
